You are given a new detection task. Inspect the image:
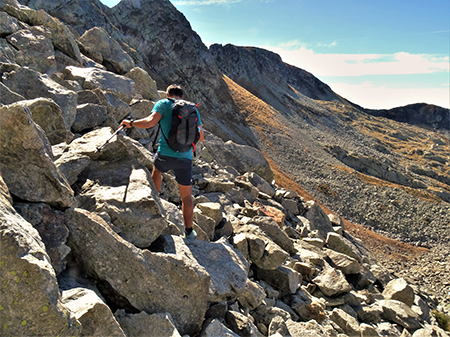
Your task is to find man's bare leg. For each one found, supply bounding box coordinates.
[178,184,194,230]
[151,167,162,193]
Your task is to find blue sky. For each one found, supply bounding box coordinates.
[101,0,449,110]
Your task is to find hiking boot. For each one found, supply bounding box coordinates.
[184,229,197,240]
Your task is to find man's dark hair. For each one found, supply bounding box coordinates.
[167,84,183,98]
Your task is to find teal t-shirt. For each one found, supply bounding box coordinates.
[153,98,202,160]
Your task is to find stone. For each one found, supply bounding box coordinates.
[256,265,301,295]
[0,197,81,336]
[382,278,415,307]
[23,98,74,145]
[61,287,125,337]
[326,232,362,262]
[184,238,248,302]
[312,267,352,297]
[13,203,70,275]
[65,208,210,336]
[0,81,24,105]
[330,308,361,336]
[79,27,135,74]
[125,67,160,101]
[200,319,240,337]
[0,103,76,208]
[304,201,335,240]
[3,67,78,129]
[379,299,423,331]
[114,310,182,337]
[72,103,107,133]
[325,248,361,275]
[249,216,295,254]
[196,202,223,224]
[237,279,266,310]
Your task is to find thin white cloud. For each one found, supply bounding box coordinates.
[317,41,338,48]
[264,45,449,77]
[329,81,450,109]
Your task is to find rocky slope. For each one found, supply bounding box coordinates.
[1,0,450,336]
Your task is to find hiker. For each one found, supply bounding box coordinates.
[120,84,204,240]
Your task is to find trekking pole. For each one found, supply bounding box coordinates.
[96,125,125,152]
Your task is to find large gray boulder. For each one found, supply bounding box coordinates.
[65,208,210,336]
[3,67,78,129]
[114,310,182,337]
[79,27,134,74]
[184,238,249,302]
[7,26,57,73]
[0,197,81,336]
[0,103,76,208]
[23,98,74,145]
[61,287,126,337]
[125,67,160,101]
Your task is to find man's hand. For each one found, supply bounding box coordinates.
[120,119,134,128]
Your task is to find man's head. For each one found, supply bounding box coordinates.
[166,84,183,98]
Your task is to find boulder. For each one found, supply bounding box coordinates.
[237,279,266,310]
[114,310,181,337]
[249,216,295,254]
[7,26,56,73]
[200,319,240,337]
[285,319,331,337]
[312,266,352,296]
[3,67,78,129]
[382,278,415,307]
[23,98,74,145]
[325,248,361,275]
[255,265,301,295]
[72,103,107,133]
[0,197,81,336]
[65,208,210,336]
[304,201,335,240]
[61,287,125,337]
[243,172,275,197]
[0,103,76,208]
[125,67,160,101]
[379,299,423,331]
[326,232,362,262]
[77,166,167,247]
[329,307,361,336]
[0,81,24,105]
[184,238,248,302]
[64,66,136,103]
[79,27,135,74]
[13,202,70,275]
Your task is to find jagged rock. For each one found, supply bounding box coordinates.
[78,27,134,74]
[203,133,274,183]
[304,201,335,240]
[325,248,361,275]
[326,232,362,262]
[0,173,12,204]
[330,308,361,336]
[411,325,449,336]
[370,264,394,288]
[22,98,74,145]
[114,310,181,337]
[3,67,78,129]
[252,304,292,327]
[61,287,125,337]
[72,103,107,133]
[312,266,352,297]
[237,279,266,310]
[248,233,289,270]
[243,172,275,197]
[77,166,167,247]
[200,319,240,337]
[204,177,235,193]
[249,216,295,254]
[285,319,332,337]
[7,26,57,73]
[196,202,223,224]
[125,67,160,101]
[184,238,248,302]
[0,103,76,208]
[382,278,415,307]
[360,323,381,337]
[0,197,81,336]
[256,265,301,295]
[268,316,289,337]
[226,310,263,337]
[193,209,215,240]
[356,303,383,324]
[65,208,210,336]
[98,90,133,123]
[64,66,136,103]
[0,11,21,35]
[0,81,24,105]
[379,299,423,331]
[13,202,70,275]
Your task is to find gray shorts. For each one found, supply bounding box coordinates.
[153,152,192,186]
